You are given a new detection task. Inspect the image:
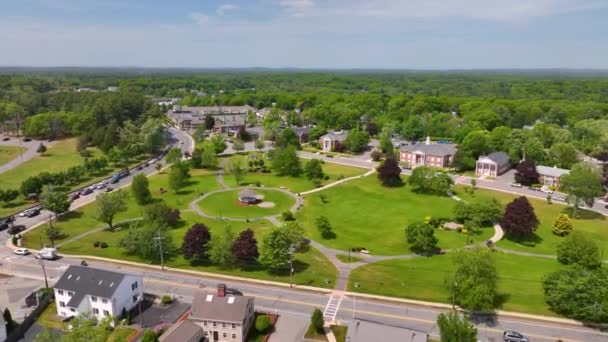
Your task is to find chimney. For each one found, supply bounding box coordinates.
[425,136,431,145]
[217,283,226,297]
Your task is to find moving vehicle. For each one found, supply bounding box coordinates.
[135,165,143,171]
[0,217,13,231]
[7,225,26,235]
[96,181,108,189]
[14,248,30,256]
[2,137,9,141]
[20,208,40,218]
[35,247,57,260]
[503,331,529,342]
[79,187,93,196]
[109,168,130,184]
[104,187,113,192]
[509,183,522,188]
[68,193,80,202]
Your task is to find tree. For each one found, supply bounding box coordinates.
[280,221,305,250]
[436,311,478,342]
[120,221,175,263]
[271,146,301,176]
[254,138,265,151]
[62,313,113,342]
[208,225,236,268]
[42,189,70,220]
[3,308,16,334]
[200,141,218,168]
[143,202,180,227]
[310,308,324,333]
[548,143,578,169]
[20,176,43,196]
[304,159,324,180]
[500,196,539,237]
[190,148,203,168]
[406,221,438,254]
[453,198,503,226]
[204,115,215,130]
[226,157,247,185]
[211,134,227,154]
[316,216,333,239]
[343,129,370,153]
[376,157,402,187]
[259,227,293,271]
[0,189,19,205]
[181,223,211,261]
[451,248,497,311]
[379,128,394,155]
[232,139,245,153]
[552,214,573,236]
[45,225,63,247]
[37,143,47,154]
[95,191,127,230]
[255,315,272,333]
[168,161,190,193]
[276,128,300,149]
[131,174,152,205]
[556,232,601,269]
[165,147,182,164]
[543,266,608,323]
[231,228,259,264]
[514,160,539,186]
[409,166,453,194]
[34,328,58,342]
[560,162,604,217]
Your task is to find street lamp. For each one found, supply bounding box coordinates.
[38,257,49,289]
[288,244,295,288]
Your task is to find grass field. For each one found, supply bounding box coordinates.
[297,176,493,255]
[35,211,337,288]
[0,145,26,166]
[107,327,137,342]
[456,186,608,256]
[198,189,295,218]
[348,251,563,315]
[22,169,220,248]
[223,156,367,193]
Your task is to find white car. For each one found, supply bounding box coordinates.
[149,159,157,164]
[14,248,30,255]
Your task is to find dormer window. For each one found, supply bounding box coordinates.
[67,291,74,297]
[57,290,64,295]
[102,298,108,304]
[91,296,97,302]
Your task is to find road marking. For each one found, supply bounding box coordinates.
[144,278,589,342]
[323,295,343,321]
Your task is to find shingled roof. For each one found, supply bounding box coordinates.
[481,151,510,168]
[400,142,457,156]
[190,291,253,323]
[54,266,127,307]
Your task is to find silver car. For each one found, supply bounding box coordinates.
[503,331,528,342]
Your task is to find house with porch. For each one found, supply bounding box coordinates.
[399,137,456,169]
[537,165,570,188]
[319,131,347,152]
[475,152,511,177]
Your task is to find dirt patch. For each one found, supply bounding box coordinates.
[255,194,265,200]
[257,201,276,208]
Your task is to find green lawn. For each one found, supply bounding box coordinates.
[107,327,137,342]
[22,169,219,248]
[348,251,563,316]
[455,186,608,256]
[304,324,328,341]
[198,189,295,219]
[38,302,64,330]
[0,145,26,166]
[297,176,493,255]
[223,156,367,193]
[48,211,337,288]
[330,325,348,342]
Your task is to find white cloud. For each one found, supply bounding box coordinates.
[216,4,239,16]
[189,11,210,25]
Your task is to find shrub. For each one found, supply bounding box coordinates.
[552,214,573,237]
[281,211,295,221]
[311,308,324,333]
[255,181,261,187]
[100,242,109,248]
[93,241,101,248]
[161,295,173,304]
[141,329,158,342]
[371,150,382,161]
[255,314,272,333]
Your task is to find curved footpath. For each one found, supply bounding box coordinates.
[0,136,55,175]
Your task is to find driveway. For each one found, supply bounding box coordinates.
[0,274,44,323]
[269,311,308,342]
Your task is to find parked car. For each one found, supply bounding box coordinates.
[24,208,40,218]
[68,193,80,202]
[0,220,9,231]
[540,186,554,194]
[2,137,9,141]
[96,182,107,190]
[7,225,26,235]
[23,137,32,142]
[509,183,522,188]
[552,194,566,202]
[104,187,113,192]
[135,165,143,171]
[503,331,529,342]
[14,248,30,256]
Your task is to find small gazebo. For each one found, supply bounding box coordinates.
[238,188,259,204]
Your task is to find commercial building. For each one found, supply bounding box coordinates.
[168,105,255,134]
[53,266,143,320]
[537,165,570,187]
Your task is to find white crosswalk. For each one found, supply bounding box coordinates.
[323,295,343,321]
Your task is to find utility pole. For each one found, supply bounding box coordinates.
[451,281,458,310]
[154,230,165,270]
[288,245,295,288]
[39,257,49,289]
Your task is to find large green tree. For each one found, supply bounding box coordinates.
[437,311,478,342]
[556,232,602,269]
[344,129,370,153]
[451,248,498,311]
[208,225,237,268]
[259,227,293,271]
[271,146,301,176]
[560,162,604,217]
[409,166,453,194]
[95,191,128,230]
[405,221,438,254]
[131,174,152,205]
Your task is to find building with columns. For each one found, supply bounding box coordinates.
[399,137,456,169]
[475,152,511,177]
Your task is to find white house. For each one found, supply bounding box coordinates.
[53,265,143,320]
[475,152,511,177]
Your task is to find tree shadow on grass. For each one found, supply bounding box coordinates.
[1,200,28,209]
[505,233,543,247]
[57,211,83,222]
[561,207,606,221]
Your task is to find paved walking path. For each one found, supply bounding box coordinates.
[300,169,375,195]
[55,217,142,248]
[0,137,54,174]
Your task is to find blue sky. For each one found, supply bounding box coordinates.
[1,0,608,69]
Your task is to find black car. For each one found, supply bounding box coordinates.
[79,187,93,196]
[0,221,9,231]
[7,225,26,235]
[2,137,9,141]
[25,208,40,218]
[68,193,80,202]
[23,137,32,142]
[135,165,143,171]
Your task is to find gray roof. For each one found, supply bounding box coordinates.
[480,152,510,167]
[190,291,253,323]
[159,319,203,342]
[238,188,257,198]
[400,142,457,156]
[320,131,348,142]
[54,266,127,306]
[537,165,570,178]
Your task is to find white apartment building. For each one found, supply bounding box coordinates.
[53,265,143,320]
